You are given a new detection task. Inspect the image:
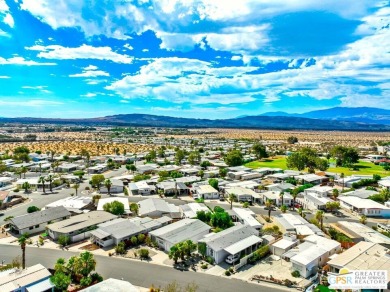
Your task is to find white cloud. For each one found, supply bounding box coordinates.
[19,0,380,53]
[0,28,8,37]
[81,93,97,98]
[26,44,133,64]
[124,44,133,50]
[0,75,10,78]
[22,85,51,93]
[0,99,62,107]
[0,56,56,66]
[69,65,110,78]
[0,0,14,28]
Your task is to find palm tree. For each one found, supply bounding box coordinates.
[38,176,46,193]
[22,182,30,193]
[77,251,96,278]
[360,214,367,225]
[46,174,54,192]
[15,168,23,179]
[21,166,28,179]
[291,192,298,210]
[18,233,29,269]
[332,189,339,200]
[316,210,325,230]
[265,199,273,220]
[279,191,284,208]
[280,205,288,213]
[104,179,112,196]
[340,173,345,191]
[72,183,80,196]
[51,161,60,173]
[298,207,305,218]
[228,193,236,209]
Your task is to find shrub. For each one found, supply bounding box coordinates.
[90,272,103,283]
[229,267,234,273]
[139,248,149,259]
[13,188,20,192]
[201,264,208,269]
[138,233,146,243]
[291,270,300,278]
[58,235,70,247]
[27,206,40,213]
[115,242,126,255]
[131,236,138,246]
[243,202,250,208]
[80,276,92,287]
[206,256,214,265]
[225,270,231,276]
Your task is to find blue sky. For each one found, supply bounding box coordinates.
[0,0,389,119]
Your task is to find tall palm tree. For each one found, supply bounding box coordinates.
[279,191,284,208]
[291,192,298,210]
[38,176,46,193]
[18,233,29,269]
[104,179,112,196]
[46,174,54,192]
[332,189,339,200]
[265,199,273,220]
[298,207,305,218]
[228,193,236,209]
[21,166,28,179]
[316,210,325,230]
[340,173,345,191]
[72,183,80,196]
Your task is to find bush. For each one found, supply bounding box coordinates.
[90,272,103,283]
[138,233,146,243]
[80,276,92,287]
[13,188,20,192]
[131,236,138,246]
[229,267,234,273]
[139,248,149,259]
[225,270,231,276]
[27,206,40,213]
[115,242,126,255]
[58,235,70,247]
[243,202,250,208]
[201,263,208,269]
[291,270,300,278]
[248,245,270,264]
[206,256,214,265]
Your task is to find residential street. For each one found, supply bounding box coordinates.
[0,245,289,292]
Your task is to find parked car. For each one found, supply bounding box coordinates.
[225,254,240,264]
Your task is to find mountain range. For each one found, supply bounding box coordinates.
[258,107,390,125]
[0,107,390,131]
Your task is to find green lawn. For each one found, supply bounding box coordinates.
[245,157,389,176]
[245,157,287,169]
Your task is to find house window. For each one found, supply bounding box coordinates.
[35,225,40,228]
[29,226,33,230]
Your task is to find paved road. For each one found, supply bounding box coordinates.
[0,245,288,292]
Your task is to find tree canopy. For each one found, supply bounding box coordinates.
[103,201,125,215]
[224,149,243,167]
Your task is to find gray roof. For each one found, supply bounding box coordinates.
[93,216,171,240]
[48,211,117,233]
[138,198,180,217]
[149,219,210,244]
[199,225,258,252]
[10,206,70,230]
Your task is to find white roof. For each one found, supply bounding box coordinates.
[46,196,92,210]
[197,184,218,194]
[271,238,298,250]
[226,187,257,196]
[224,235,262,255]
[379,180,390,187]
[339,196,390,209]
[232,207,262,228]
[336,221,390,245]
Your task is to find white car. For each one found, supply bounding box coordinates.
[225,254,240,264]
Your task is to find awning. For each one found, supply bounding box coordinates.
[224,235,262,255]
[26,278,55,292]
[90,229,111,239]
